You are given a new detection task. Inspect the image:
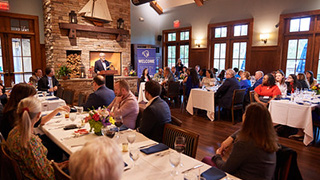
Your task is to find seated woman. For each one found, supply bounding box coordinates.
[217,70,226,84]
[306,70,317,88]
[69,137,123,180]
[199,69,206,81]
[285,74,302,94]
[275,70,287,97]
[201,69,217,87]
[140,68,150,82]
[239,71,251,90]
[6,97,64,180]
[179,66,188,80]
[211,103,278,180]
[183,68,200,98]
[254,73,281,106]
[297,73,310,90]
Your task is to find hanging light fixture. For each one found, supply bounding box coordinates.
[117,18,124,29]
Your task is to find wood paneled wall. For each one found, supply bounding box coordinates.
[189,48,208,69]
[188,46,279,74]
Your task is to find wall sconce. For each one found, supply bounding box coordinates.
[69,10,77,24]
[195,39,201,47]
[117,18,124,29]
[260,33,269,44]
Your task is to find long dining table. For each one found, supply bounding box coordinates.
[40,113,240,180]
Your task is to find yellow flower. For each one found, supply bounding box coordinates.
[109,116,115,125]
[312,86,317,90]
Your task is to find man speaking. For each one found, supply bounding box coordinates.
[94,53,111,73]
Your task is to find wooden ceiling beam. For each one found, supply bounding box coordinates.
[150,1,163,15]
[194,0,204,6]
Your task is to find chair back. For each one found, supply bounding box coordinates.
[52,161,71,180]
[167,82,181,98]
[171,115,182,127]
[249,90,255,103]
[56,88,64,99]
[163,124,199,158]
[232,89,246,106]
[135,106,144,129]
[77,93,87,106]
[62,89,75,106]
[273,145,302,180]
[0,132,4,143]
[0,143,23,180]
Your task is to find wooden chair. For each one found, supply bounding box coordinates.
[249,90,255,103]
[171,115,182,127]
[180,84,187,112]
[218,89,246,124]
[0,132,4,143]
[0,143,23,180]
[77,93,87,106]
[51,161,71,180]
[56,87,64,99]
[166,81,181,107]
[273,145,302,180]
[162,123,199,158]
[62,89,75,106]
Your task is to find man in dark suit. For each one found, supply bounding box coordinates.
[82,75,115,110]
[215,69,240,109]
[38,67,59,95]
[94,53,111,73]
[138,80,171,142]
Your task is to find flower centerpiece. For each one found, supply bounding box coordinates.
[129,69,137,76]
[84,107,115,136]
[180,73,186,80]
[57,63,72,80]
[311,84,320,95]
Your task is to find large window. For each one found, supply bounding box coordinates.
[208,19,253,73]
[279,10,320,81]
[163,27,191,68]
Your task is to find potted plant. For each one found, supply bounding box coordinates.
[57,64,71,80]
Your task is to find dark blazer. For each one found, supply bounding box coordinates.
[37,75,59,94]
[139,97,171,143]
[94,60,110,73]
[297,80,309,90]
[82,86,115,110]
[215,77,240,109]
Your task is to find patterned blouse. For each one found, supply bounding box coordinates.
[6,127,55,180]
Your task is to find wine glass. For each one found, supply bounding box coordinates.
[114,115,123,138]
[129,147,140,168]
[174,136,186,167]
[169,150,181,176]
[127,133,136,149]
[102,126,115,138]
[69,113,77,122]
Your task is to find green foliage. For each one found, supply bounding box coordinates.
[57,65,72,77]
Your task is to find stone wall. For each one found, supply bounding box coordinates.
[43,0,131,75]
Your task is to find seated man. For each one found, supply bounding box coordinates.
[153,68,164,82]
[29,68,42,86]
[38,67,59,95]
[108,80,138,129]
[251,70,264,90]
[69,137,123,180]
[82,75,115,110]
[138,80,171,142]
[215,69,240,109]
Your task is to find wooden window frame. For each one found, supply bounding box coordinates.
[278,10,320,78]
[163,27,192,67]
[208,19,253,71]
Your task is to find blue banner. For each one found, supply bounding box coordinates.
[137,48,156,77]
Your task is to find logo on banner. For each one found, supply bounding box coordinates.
[142,50,150,58]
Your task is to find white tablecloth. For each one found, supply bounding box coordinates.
[40,114,239,180]
[186,89,215,121]
[269,100,318,146]
[38,96,66,111]
[137,82,147,103]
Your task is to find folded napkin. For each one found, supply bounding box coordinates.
[46,97,59,101]
[111,125,129,132]
[41,112,61,117]
[296,102,304,105]
[38,94,44,97]
[140,143,169,154]
[201,167,226,180]
[281,97,290,100]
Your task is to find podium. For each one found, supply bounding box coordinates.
[98,70,118,90]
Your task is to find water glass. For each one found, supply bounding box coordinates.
[76,106,84,115]
[129,147,140,168]
[69,113,77,122]
[169,150,181,176]
[127,133,136,147]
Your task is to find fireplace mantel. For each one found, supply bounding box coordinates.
[59,23,129,45]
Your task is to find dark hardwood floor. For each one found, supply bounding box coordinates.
[170,108,320,180]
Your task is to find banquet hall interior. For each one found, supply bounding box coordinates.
[1,0,320,179]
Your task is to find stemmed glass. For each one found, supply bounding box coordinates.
[127,133,136,149]
[169,150,181,176]
[114,115,123,138]
[174,136,186,167]
[129,147,140,168]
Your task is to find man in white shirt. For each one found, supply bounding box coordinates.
[38,67,59,95]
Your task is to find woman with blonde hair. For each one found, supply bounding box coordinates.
[239,71,251,90]
[212,103,278,180]
[69,137,123,180]
[275,70,287,97]
[6,97,55,179]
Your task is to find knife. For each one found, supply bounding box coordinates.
[139,143,157,149]
[182,164,204,174]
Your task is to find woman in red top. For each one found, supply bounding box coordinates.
[254,73,281,106]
